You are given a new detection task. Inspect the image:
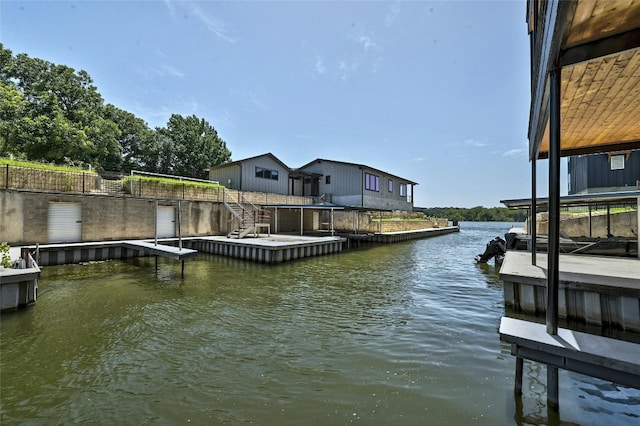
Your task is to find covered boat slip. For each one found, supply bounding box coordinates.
[501,190,640,257]
[500,0,640,409]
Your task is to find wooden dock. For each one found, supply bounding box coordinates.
[501,251,640,331]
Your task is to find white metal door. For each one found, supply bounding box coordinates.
[48,202,82,243]
[156,205,175,238]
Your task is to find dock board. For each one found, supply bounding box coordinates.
[500,317,640,389]
[122,241,198,260]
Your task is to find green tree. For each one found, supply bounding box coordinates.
[103,104,160,172]
[156,114,231,179]
[0,44,121,170]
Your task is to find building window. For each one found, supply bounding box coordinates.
[255,167,279,180]
[325,175,331,185]
[388,179,393,192]
[400,183,407,198]
[365,173,379,192]
[611,155,625,170]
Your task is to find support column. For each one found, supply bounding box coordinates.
[547,65,561,336]
[548,366,559,409]
[531,158,537,265]
[515,357,523,394]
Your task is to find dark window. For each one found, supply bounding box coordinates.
[255,166,279,180]
[388,179,393,192]
[325,175,331,185]
[400,183,407,197]
[365,173,379,192]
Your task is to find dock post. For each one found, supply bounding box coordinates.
[154,200,158,246]
[548,366,559,409]
[181,260,185,278]
[515,357,523,394]
[178,200,182,251]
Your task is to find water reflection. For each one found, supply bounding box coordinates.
[2,222,639,425]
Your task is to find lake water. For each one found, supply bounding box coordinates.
[1,222,639,425]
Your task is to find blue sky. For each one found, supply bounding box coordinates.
[1,0,565,207]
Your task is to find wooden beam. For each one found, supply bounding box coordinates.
[536,139,640,159]
[560,28,640,66]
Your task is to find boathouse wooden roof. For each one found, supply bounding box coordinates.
[528,0,640,160]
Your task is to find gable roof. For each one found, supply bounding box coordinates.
[207,152,291,172]
[296,158,418,185]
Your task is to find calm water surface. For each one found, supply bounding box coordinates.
[2,222,639,425]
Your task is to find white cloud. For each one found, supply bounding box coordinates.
[161,65,185,78]
[182,1,236,43]
[358,35,377,51]
[385,4,400,27]
[463,138,490,147]
[502,148,524,158]
[315,55,326,75]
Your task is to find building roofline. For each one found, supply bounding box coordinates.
[296,158,418,185]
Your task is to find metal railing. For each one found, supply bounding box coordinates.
[1,163,315,205]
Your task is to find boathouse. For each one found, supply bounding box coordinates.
[568,149,640,194]
[499,0,640,411]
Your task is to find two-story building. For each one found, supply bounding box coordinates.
[208,153,416,211]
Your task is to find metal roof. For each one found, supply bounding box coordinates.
[501,190,640,209]
[528,0,640,160]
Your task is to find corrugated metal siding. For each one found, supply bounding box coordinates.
[240,156,290,194]
[48,202,82,243]
[569,151,640,194]
[300,161,362,203]
[209,164,241,190]
[299,160,414,210]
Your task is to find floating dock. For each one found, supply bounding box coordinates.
[184,235,344,263]
[343,225,460,246]
[0,250,39,313]
[500,250,640,331]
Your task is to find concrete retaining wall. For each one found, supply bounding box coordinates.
[530,210,637,238]
[331,210,447,233]
[0,191,230,245]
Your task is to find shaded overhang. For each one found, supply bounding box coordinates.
[501,190,640,209]
[263,204,345,210]
[529,0,640,160]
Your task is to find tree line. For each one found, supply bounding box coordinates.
[415,206,528,222]
[0,44,231,178]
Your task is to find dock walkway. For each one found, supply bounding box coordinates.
[500,317,640,390]
[501,251,640,331]
[121,240,197,260]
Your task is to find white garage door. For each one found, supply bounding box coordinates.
[48,202,82,243]
[156,205,175,238]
